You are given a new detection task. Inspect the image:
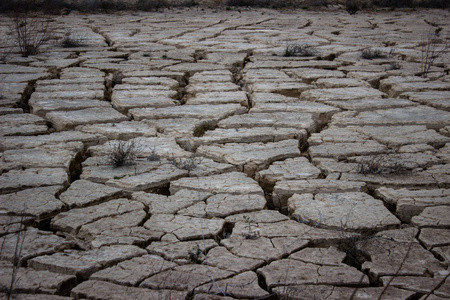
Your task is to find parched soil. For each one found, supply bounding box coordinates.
[0,6,449,300]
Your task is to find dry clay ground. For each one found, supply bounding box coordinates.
[0,6,450,300]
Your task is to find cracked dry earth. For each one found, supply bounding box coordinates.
[0,7,450,300]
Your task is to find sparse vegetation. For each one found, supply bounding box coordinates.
[345,0,360,14]
[420,29,449,78]
[357,155,411,175]
[10,11,54,57]
[188,245,205,264]
[147,147,161,162]
[242,215,259,239]
[61,32,86,48]
[168,154,203,171]
[284,43,318,57]
[361,48,386,59]
[107,140,138,168]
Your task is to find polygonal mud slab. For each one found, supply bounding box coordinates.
[133,189,211,214]
[340,170,447,190]
[217,112,317,132]
[77,210,147,242]
[186,82,240,94]
[322,98,414,111]
[288,192,400,231]
[46,108,128,131]
[34,83,103,93]
[163,62,225,74]
[112,96,177,113]
[0,215,34,236]
[313,157,360,176]
[51,198,144,235]
[355,125,450,147]
[196,139,301,175]
[308,140,388,159]
[0,293,72,299]
[204,193,266,217]
[289,246,346,266]
[224,210,289,224]
[221,221,345,262]
[186,91,248,106]
[71,280,188,300]
[301,87,385,102]
[0,114,46,126]
[31,90,104,100]
[170,171,264,196]
[308,126,370,145]
[147,239,217,262]
[190,127,304,149]
[143,117,213,138]
[246,60,339,70]
[419,228,450,250]
[30,98,111,118]
[1,145,82,172]
[203,246,264,274]
[380,275,450,297]
[272,179,366,209]
[0,132,106,151]
[256,157,322,187]
[289,68,345,83]
[401,91,450,110]
[195,271,270,299]
[105,163,188,192]
[0,123,48,137]
[29,245,147,280]
[382,80,450,98]
[315,77,371,88]
[59,180,124,209]
[0,186,65,221]
[249,92,300,104]
[90,254,177,286]
[188,70,233,83]
[247,81,311,96]
[376,187,450,221]
[143,214,225,241]
[139,264,233,291]
[80,158,173,184]
[272,285,416,300]
[129,104,247,121]
[0,228,72,265]
[331,106,450,129]
[0,168,68,195]
[412,206,450,229]
[120,77,179,87]
[358,228,445,279]
[249,101,340,117]
[88,136,192,159]
[258,259,369,288]
[76,121,157,140]
[88,225,163,248]
[0,262,76,295]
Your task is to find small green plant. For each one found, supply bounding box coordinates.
[188,245,204,264]
[284,44,317,57]
[108,140,138,168]
[361,48,386,59]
